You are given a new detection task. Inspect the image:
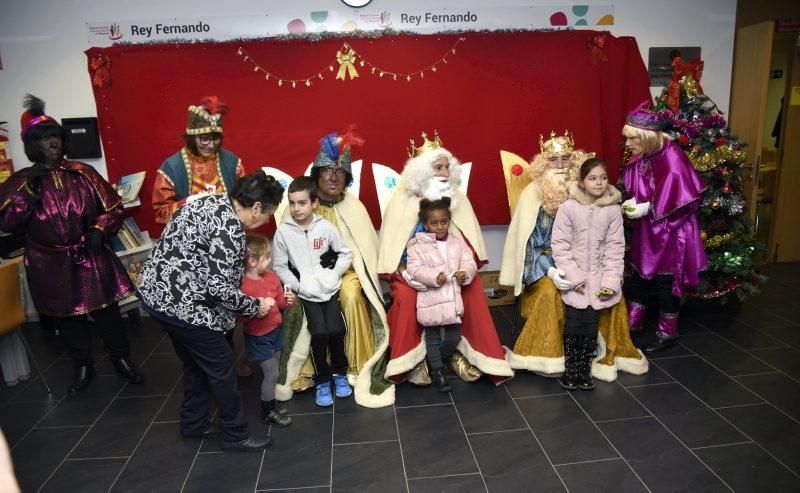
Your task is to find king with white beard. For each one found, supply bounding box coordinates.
[499,132,647,380]
[378,132,514,386]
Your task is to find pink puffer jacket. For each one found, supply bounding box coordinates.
[406,232,478,326]
[552,182,625,310]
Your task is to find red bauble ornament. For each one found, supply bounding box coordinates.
[511,164,524,176]
[721,181,732,194]
[715,137,728,147]
[721,167,731,177]
[678,135,690,146]
[692,145,702,154]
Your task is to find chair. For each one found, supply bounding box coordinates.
[0,261,51,393]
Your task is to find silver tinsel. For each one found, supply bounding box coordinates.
[726,194,745,215]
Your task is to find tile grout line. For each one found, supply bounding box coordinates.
[333,438,399,446]
[511,392,569,400]
[392,402,411,493]
[406,472,483,481]
[553,456,628,468]
[503,385,570,492]
[649,357,800,480]
[329,395,335,493]
[623,382,677,389]
[566,388,650,493]
[393,402,453,409]
[108,333,187,492]
[690,441,754,451]
[711,402,768,411]
[253,443,267,493]
[64,456,130,461]
[256,486,331,492]
[465,428,530,436]
[619,371,781,487]
[593,415,656,424]
[726,371,780,379]
[448,392,488,492]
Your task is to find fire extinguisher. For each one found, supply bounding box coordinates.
[0,121,14,184]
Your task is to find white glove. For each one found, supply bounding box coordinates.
[401,269,428,292]
[547,267,573,291]
[622,198,651,219]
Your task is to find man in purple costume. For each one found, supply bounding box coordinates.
[621,100,708,353]
[0,95,144,393]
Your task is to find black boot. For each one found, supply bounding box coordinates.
[644,331,678,353]
[68,365,96,394]
[112,357,145,384]
[559,335,579,391]
[222,433,273,452]
[275,402,289,416]
[577,335,595,391]
[261,399,292,427]
[431,368,452,393]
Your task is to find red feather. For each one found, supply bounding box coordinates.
[199,96,229,116]
[338,124,365,152]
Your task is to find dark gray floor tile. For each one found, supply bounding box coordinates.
[694,443,799,491]
[42,457,126,493]
[37,376,125,427]
[718,404,800,473]
[70,395,164,459]
[333,394,397,444]
[396,404,478,478]
[257,489,329,493]
[627,383,746,448]
[616,363,674,387]
[516,395,617,465]
[556,459,646,493]
[407,474,485,492]
[332,441,405,492]
[505,371,566,399]
[118,352,182,398]
[655,357,763,408]
[154,377,184,422]
[200,390,266,453]
[185,449,262,492]
[759,325,800,350]
[9,357,75,401]
[749,347,800,380]
[728,309,791,330]
[678,333,774,376]
[469,429,563,492]
[571,381,649,422]
[257,413,333,490]
[11,427,89,492]
[95,336,164,375]
[112,422,201,492]
[450,378,527,434]
[152,334,176,353]
[0,399,58,446]
[735,373,800,421]
[280,385,333,415]
[394,381,453,407]
[772,307,800,325]
[598,417,728,492]
[711,323,789,350]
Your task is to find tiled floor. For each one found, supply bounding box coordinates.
[2,262,800,492]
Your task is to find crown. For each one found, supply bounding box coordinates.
[407,130,444,158]
[625,99,667,131]
[539,130,574,158]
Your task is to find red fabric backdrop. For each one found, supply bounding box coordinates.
[85,30,649,237]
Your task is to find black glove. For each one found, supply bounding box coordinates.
[320,249,338,269]
[25,164,52,194]
[86,228,105,254]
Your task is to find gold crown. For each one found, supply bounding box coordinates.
[407,130,444,158]
[539,130,575,158]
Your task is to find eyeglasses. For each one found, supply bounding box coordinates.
[321,167,347,177]
[197,135,222,145]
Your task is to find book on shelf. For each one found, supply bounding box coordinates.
[114,171,146,208]
[111,217,151,253]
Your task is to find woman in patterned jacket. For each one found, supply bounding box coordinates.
[138,170,283,452]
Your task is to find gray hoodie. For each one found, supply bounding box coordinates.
[273,214,354,302]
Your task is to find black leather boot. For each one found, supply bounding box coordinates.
[222,433,273,452]
[112,357,145,384]
[431,368,452,393]
[261,399,292,427]
[559,335,579,391]
[68,365,96,394]
[577,335,596,391]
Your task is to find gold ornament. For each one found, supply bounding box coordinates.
[704,231,737,249]
[711,198,721,209]
[408,130,444,158]
[701,231,708,240]
[540,130,575,159]
[689,144,746,172]
[335,47,359,81]
[681,74,700,98]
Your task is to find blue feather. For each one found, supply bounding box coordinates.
[319,132,339,162]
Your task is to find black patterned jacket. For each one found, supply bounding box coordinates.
[138,194,260,331]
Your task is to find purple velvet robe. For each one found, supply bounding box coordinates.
[0,161,133,316]
[623,141,708,297]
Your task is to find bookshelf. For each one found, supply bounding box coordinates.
[116,230,153,315]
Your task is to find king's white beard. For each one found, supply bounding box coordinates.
[539,169,570,216]
[420,177,459,209]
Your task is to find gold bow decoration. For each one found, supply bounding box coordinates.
[336,46,359,81]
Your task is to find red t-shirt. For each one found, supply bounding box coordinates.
[239,271,288,336]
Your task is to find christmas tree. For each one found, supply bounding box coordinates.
[648,57,765,302]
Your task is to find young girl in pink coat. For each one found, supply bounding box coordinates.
[406,197,478,392]
[552,158,624,391]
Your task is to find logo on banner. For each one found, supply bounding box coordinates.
[341,0,373,7]
[109,23,122,40]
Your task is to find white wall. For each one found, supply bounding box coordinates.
[0,0,736,270]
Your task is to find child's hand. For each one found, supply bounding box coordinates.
[596,288,615,299]
[284,287,296,307]
[257,297,272,317]
[454,271,467,285]
[436,272,447,285]
[264,297,276,311]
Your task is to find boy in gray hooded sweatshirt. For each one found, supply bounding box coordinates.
[273,177,354,407]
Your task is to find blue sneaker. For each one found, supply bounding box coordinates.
[315,382,333,407]
[332,374,352,398]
